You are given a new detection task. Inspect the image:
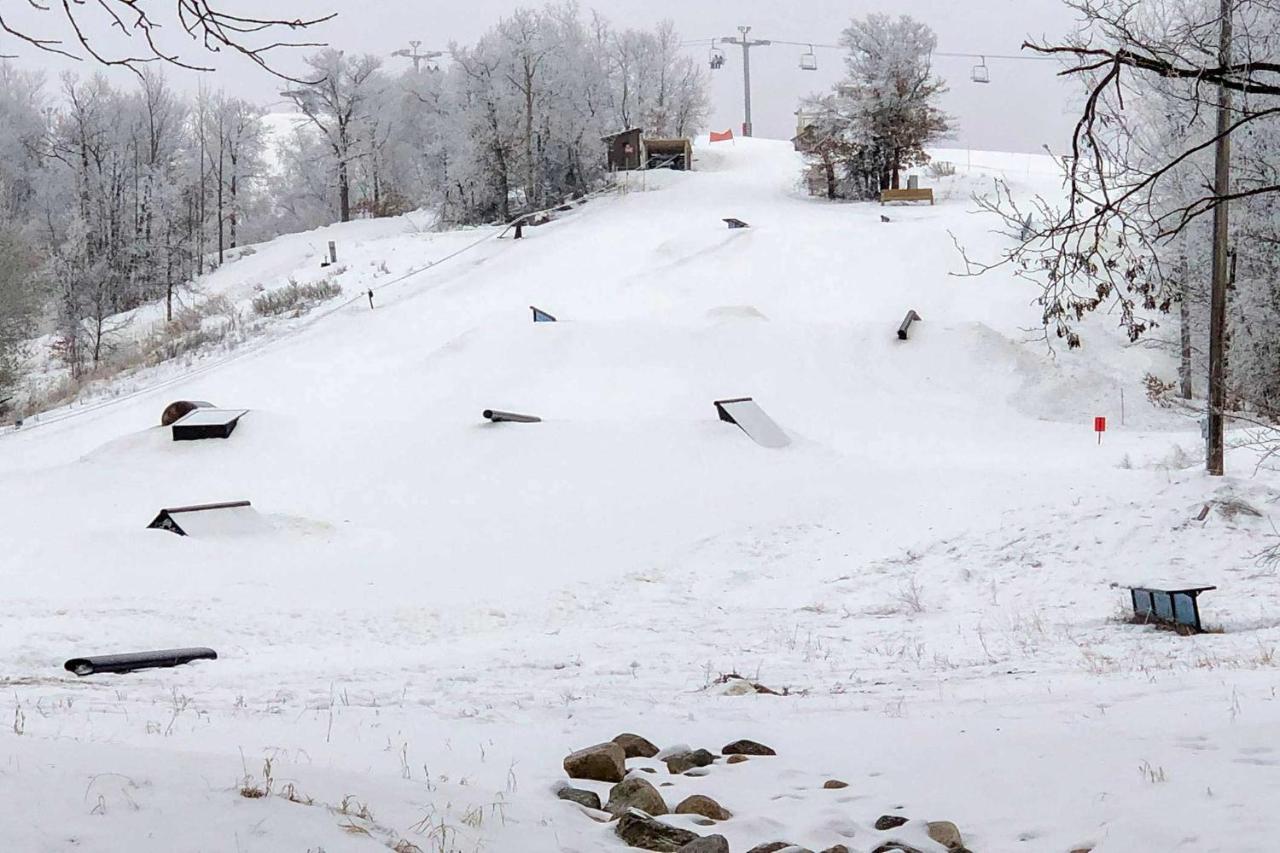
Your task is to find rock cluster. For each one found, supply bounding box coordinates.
[558,733,976,852]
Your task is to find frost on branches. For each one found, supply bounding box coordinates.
[968,0,1280,422]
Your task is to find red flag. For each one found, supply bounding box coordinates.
[709,129,734,143]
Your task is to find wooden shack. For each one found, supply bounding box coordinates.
[602,129,694,172]
[603,128,643,171]
[644,138,693,171]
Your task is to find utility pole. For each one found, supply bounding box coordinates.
[720,26,770,136]
[392,40,443,73]
[1207,0,1232,476]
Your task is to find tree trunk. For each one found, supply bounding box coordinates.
[525,83,536,209]
[229,169,238,249]
[1206,0,1232,476]
[339,159,351,222]
[1179,260,1193,399]
[216,146,225,266]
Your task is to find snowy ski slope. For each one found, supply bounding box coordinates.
[2,139,1278,852]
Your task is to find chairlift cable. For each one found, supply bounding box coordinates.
[681,38,1060,62]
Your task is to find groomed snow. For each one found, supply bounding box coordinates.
[2,137,1278,853]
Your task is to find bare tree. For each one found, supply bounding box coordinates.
[961,0,1280,475]
[0,2,333,81]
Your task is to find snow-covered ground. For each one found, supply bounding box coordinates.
[2,138,1278,853]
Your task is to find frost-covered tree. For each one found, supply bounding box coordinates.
[799,14,949,199]
[840,15,950,190]
[282,50,386,223]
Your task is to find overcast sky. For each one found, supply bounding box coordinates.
[4,0,1083,154]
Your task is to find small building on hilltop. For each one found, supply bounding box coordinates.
[602,129,693,172]
[603,128,643,171]
[643,138,693,171]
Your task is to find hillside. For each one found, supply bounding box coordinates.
[1,138,1276,853]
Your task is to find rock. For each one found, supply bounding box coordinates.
[640,767,658,774]
[726,755,749,765]
[564,742,626,783]
[678,836,730,853]
[556,786,602,810]
[722,739,776,756]
[674,794,732,821]
[614,733,661,759]
[747,844,806,853]
[683,767,712,777]
[615,810,702,851]
[871,846,923,853]
[874,815,909,831]
[656,743,693,760]
[822,779,848,789]
[692,818,716,826]
[821,847,852,853]
[926,821,964,850]
[607,777,669,817]
[665,749,716,774]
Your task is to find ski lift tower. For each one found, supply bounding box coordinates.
[393,40,443,73]
[720,26,771,137]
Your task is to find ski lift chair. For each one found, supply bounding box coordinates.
[800,46,818,71]
[971,57,991,84]
[710,43,726,71]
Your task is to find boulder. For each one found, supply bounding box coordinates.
[556,786,602,810]
[666,749,716,774]
[678,836,730,853]
[871,846,923,853]
[822,780,848,789]
[926,821,963,850]
[615,810,701,851]
[821,847,852,853]
[607,777,668,817]
[874,815,909,831]
[747,844,807,853]
[614,733,661,759]
[564,742,627,783]
[722,739,776,756]
[726,755,749,765]
[674,794,732,821]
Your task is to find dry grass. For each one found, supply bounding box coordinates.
[252,280,343,317]
[1121,612,1224,636]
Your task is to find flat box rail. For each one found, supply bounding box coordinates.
[880,188,934,205]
